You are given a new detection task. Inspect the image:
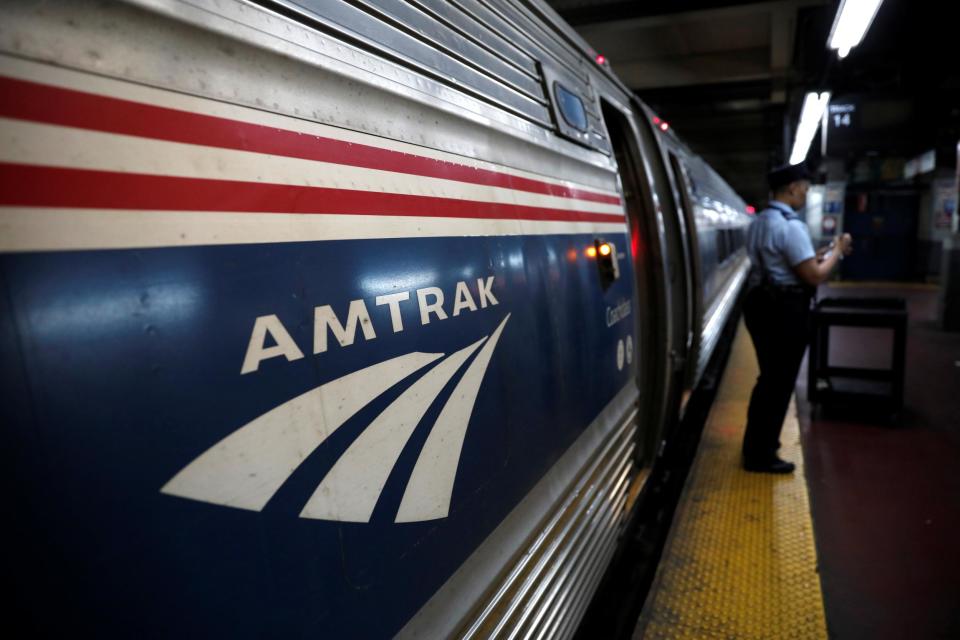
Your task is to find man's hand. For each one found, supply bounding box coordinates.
[795,233,854,286]
[839,233,853,255]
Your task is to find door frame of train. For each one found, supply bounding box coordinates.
[598,96,674,468]
[628,101,698,462]
[664,150,704,399]
[630,104,697,427]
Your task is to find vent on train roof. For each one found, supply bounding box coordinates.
[260,0,548,122]
[257,0,610,153]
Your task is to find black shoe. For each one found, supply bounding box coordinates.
[743,456,795,474]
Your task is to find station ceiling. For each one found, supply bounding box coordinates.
[546,0,960,206]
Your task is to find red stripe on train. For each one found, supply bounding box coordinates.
[0,163,627,224]
[0,75,622,206]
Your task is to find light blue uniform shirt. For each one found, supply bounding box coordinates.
[746,200,815,287]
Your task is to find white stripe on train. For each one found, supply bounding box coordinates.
[0,118,624,216]
[0,208,629,252]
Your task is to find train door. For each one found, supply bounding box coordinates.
[666,151,703,411]
[599,98,676,466]
[630,108,698,454]
[632,122,696,450]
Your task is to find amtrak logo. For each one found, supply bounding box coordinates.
[162,314,510,523]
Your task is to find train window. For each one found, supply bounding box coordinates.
[733,227,745,251]
[553,82,588,131]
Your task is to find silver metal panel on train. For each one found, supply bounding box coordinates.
[0,0,751,636]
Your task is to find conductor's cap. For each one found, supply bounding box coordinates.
[767,163,812,190]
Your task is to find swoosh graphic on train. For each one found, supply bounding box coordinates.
[161,314,510,522]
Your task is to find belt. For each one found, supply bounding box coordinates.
[773,284,811,295]
[754,281,813,297]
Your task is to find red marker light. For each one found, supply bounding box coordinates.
[652,116,661,124]
[746,205,756,214]
[595,54,607,65]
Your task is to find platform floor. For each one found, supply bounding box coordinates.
[634,322,828,640]
[798,283,960,639]
[633,283,960,640]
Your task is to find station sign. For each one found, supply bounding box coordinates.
[825,102,858,152]
[828,103,856,130]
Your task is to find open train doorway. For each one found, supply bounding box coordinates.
[599,99,672,469]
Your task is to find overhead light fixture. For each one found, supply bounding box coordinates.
[828,0,884,58]
[789,91,831,165]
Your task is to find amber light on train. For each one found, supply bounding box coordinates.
[591,239,620,290]
[585,242,613,259]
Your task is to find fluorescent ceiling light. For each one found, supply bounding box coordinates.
[828,0,884,58]
[789,91,830,165]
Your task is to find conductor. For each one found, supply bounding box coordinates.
[742,164,852,473]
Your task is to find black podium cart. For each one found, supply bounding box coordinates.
[807,297,908,415]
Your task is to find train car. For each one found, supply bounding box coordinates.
[0,0,751,637]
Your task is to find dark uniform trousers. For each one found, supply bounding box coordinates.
[742,284,812,463]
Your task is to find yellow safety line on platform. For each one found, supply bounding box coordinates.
[635,322,827,640]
